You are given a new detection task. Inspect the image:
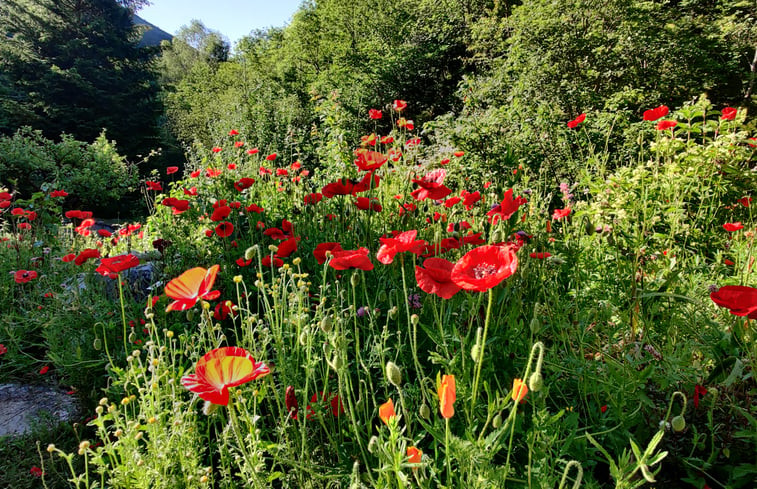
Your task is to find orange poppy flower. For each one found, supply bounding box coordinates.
[181,347,270,406]
[407,446,422,465]
[439,374,456,419]
[512,378,528,403]
[165,265,221,312]
[379,398,396,425]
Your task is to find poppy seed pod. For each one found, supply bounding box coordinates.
[386,361,402,387]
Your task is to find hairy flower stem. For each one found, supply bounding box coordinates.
[470,288,494,414]
[400,254,425,389]
[116,273,128,356]
[445,417,452,486]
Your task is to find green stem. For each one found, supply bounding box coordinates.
[116,273,128,356]
[470,288,494,414]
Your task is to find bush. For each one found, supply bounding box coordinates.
[0,128,138,215]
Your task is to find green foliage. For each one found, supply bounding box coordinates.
[0,128,138,214]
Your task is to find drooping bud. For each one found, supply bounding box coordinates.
[93,337,102,351]
[386,361,402,387]
[419,403,431,420]
[492,413,503,428]
[350,272,360,288]
[671,415,686,432]
[319,316,333,333]
[528,372,543,392]
[244,246,258,261]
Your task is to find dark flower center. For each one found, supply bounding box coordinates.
[473,263,497,279]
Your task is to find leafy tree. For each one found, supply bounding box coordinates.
[0,0,161,158]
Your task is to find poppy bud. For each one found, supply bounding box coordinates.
[93,337,102,351]
[528,372,543,392]
[244,246,258,260]
[320,316,333,333]
[386,361,402,387]
[203,400,219,416]
[410,314,419,326]
[186,309,195,322]
[671,415,686,432]
[298,329,308,346]
[419,403,431,420]
[471,344,480,362]
[268,245,278,253]
[128,332,136,344]
[491,229,503,242]
[585,221,595,235]
[350,272,360,287]
[368,436,379,454]
[389,306,398,319]
[377,290,387,303]
[492,413,503,428]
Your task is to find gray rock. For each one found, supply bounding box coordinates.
[0,384,78,437]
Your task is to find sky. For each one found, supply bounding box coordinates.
[137,0,304,48]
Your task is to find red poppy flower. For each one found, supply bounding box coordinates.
[710,285,757,319]
[738,197,752,207]
[13,270,37,284]
[61,253,75,263]
[211,206,232,222]
[352,172,381,194]
[304,192,323,205]
[96,254,139,278]
[0,344,6,355]
[277,237,300,258]
[166,166,179,175]
[723,222,743,232]
[213,302,236,321]
[438,374,456,418]
[236,257,252,267]
[190,170,201,178]
[234,142,244,148]
[360,133,377,146]
[212,147,222,153]
[306,392,344,419]
[145,181,163,192]
[181,346,269,406]
[451,245,518,292]
[643,105,669,121]
[247,148,259,155]
[322,179,354,198]
[369,109,382,120]
[30,466,43,477]
[165,265,221,312]
[266,153,277,161]
[17,222,32,231]
[411,169,452,201]
[0,201,9,208]
[285,385,299,419]
[487,189,527,224]
[377,230,426,264]
[276,168,289,176]
[246,203,264,213]
[567,113,586,129]
[453,150,464,157]
[415,257,461,299]
[261,255,284,268]
[693,384,707,409]
[355,150,388,171]
[329,247,374,271]
[313,242,343,265]
[229,129,239,136]
[75,248,101,265]
[393,100,407,112]
[184,186,198,196]
[721,107,737,121]
[355,197,382,212]
[234,178,256,191]
[215,222,234,238]
[462,190,481,209]
[206,168,222,178]
[656,120,677,131]
[724,259,735,266]
[39,366,49,375]
[552,208,571,220]
[529,252,551,259]
[50,190,68,198]
[381,135,394,144]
